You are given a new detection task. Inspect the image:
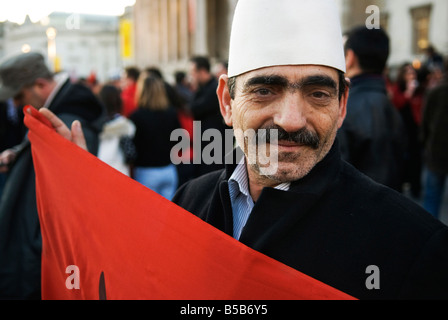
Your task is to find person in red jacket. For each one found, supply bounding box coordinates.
[391,63,426,197]
[121,66,140,118]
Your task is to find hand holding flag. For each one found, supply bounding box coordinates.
[32,106,88,151]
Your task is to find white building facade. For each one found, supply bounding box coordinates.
[1,1,446,84]
[0,12,121,83]
[339,0,448,68]
[131,0,238,81]
[131,0,447,80]
[383,0,448,67]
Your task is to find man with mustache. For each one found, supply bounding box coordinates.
[39,0,448,299]
[173,0,448,299]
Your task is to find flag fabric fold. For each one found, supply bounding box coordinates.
[24,106,355,300]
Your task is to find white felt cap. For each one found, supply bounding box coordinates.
[227,0,346,77]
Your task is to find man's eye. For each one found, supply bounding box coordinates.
[255,88,272,96]
[311,91,330,99]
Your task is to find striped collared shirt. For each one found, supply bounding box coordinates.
[228,158,290,240]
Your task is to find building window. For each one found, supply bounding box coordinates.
[410,5,432,54]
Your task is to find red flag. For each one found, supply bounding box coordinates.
[24,106,356,300]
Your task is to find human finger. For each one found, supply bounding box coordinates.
[71,120,88,151]
[38,108,72,141]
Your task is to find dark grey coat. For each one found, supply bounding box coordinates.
[338,74,407,191]
[0,79,105,299]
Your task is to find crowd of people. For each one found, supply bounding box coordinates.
[2,48,445,214]
[0,52,229,298]
[74,43,448,220]
[338,27,448,221]
[389,49,447,218]
[0,0,447,298]
[0,55,229,201]
[89,57,229,199]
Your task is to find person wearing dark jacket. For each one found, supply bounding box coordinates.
[129,75,181,200]
[338,26,406,191]
[38,0,448,300]
[0,98,27,196]
[421,62,448,220]
[173,0,448,300]
[0,52,105,299]
[188,56,228,177]
[173,141,448,299]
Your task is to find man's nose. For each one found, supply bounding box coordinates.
[273,93,307,133]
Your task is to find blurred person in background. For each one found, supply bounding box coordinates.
[146,66,184,112]
[121,66,140,118]
[0,52,105,299]
[338,26,406,191]
[97,85,136,177]
[129,75,181,200]
[424,45,444,72]
[173,71,195,186]
[188,56,228,177]
[391,63,426,198]
[85,71,102,96]
[421,59,448,220]
[213,60,228,79]
[174,71,194,108]
[0,97,26,197]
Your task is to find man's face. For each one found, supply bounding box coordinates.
[220,65,348,186]
[14,83,46,109]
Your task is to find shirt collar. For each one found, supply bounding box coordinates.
[43,72,69,109]
[228,157,290,200]
[228,157,251,199]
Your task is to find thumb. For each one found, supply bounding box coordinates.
[71,120,88,152]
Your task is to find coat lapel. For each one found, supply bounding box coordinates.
[198,172,234,237]
[239,141,342,252]
[203,148,245,237]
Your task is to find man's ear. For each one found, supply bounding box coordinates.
[337,77,350,129]
[345,49,356,71]
[216,74,233,127]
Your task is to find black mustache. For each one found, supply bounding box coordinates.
[257,126,320,150]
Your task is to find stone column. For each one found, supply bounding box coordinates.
[178,0,190,61]
[193,0,208,55]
